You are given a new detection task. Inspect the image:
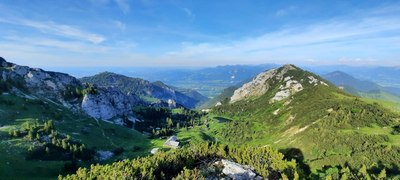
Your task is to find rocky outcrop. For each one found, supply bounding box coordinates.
[0,57,142,125]
[230,64,296,103]
[0,57,82,106]
[167,99,177,108]
[217,159,262,180]
[230,64,329,104]
[81,86,138,121]
[270,77,303,103]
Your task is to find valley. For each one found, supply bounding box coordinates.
[2,57,399,179]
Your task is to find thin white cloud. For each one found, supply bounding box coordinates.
[183,7,195,21]
[0,37,142,67]
[115,0,130,14]
[0,17,105,44]
[275,6,296,17]
[163,8,400,66]
[183,8,192,16]
[4,36,109,53]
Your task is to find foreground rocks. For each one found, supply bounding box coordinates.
[219,159,262,180]
[199,159,262,180]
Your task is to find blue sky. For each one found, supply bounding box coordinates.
[0,0,399,67]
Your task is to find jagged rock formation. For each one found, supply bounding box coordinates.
[0,57,142,124]
[0,57,81,107]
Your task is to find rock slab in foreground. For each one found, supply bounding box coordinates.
[220,159,262,180]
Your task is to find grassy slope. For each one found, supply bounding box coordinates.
[0,94,151,179]
[362,96,400,113]
[175,68,400,175]
[220,86,399,170]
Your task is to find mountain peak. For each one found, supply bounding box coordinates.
[229,64,328,103]
[281,64,297,70]
[326,71,352,77]
[0,57,8,67]
[97,71,123,77]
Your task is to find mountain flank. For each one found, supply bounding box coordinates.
[210,65,400,173]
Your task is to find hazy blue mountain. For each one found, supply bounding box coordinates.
[305,65,400,90]
[323,71,381,93]
[323,71,400,104]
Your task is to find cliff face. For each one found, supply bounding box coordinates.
[0,57,82,107]
[81,87,140,125]
[0,57,142,124]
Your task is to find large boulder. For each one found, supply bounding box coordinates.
[220,159,260,180]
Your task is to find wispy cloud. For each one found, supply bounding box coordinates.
[0,17,105,44]
[183,7,195,21]
[163,6,400,66]
[0,36,142,67]
[4,36,109,53]
[275,6,296,17]
[115,0,130,14]
[183,8,192,16]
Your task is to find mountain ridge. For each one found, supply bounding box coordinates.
[80,71,208,109]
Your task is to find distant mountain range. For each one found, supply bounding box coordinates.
[54,64,277,98]
[52,64,400,99]
[305,65,400,90]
